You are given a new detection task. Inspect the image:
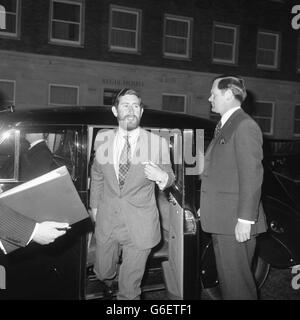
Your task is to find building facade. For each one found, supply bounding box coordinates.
[0,0,299,139]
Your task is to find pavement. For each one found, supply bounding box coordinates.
[143,267,300,300]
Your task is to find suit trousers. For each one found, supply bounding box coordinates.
[212,234,257,300]
[94,212,151,300]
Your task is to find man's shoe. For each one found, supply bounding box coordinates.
[102,280,118,300]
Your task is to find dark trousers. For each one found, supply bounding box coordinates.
[212,234,257,300]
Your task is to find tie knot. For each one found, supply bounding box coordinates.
[124,135,130,142]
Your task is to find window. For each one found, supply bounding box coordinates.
[294,105,300,136]
[109,5,141,53]
[252,101,274,135]
[0,80,15,107]
[0,0,20,37]
[49,84,79,106]
[212,23,239,64]
[163,14,193,59]
[297,36,300,72]
[50,0,83,45]
[257,31,280,69]
[103,88,120,106]
[0,127,79,183]
[162,94,186,113]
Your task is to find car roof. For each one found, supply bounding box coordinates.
[0,106,215,133]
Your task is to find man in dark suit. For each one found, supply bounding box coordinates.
[0,201,70,254]
[200,75,267,300]
[90,89,175,300]
[0,133,69,256]
[20,133,57,181]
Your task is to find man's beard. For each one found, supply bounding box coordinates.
[119,115,140,131]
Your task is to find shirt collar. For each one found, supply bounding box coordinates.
[221,106,241,127]
[117,126,140,143]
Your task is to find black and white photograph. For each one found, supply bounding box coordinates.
[0,0,299,305]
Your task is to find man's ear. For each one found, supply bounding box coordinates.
[224,89,234,101]
[112,106,118,118]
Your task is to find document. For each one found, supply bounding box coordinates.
[0,166,89,224]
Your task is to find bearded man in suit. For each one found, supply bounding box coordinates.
[90,89,175,300]
[200,75,267,300]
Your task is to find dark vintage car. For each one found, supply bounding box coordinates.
[0,106,299,300]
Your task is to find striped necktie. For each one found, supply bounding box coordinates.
[118,135,131,189]
[214,121,222,138]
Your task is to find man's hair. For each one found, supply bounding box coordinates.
[214,75,247,103]
[113,88,143,108]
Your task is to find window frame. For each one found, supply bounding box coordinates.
[162,93,187,114]
[49,0,84,46]
[212,22,239,65]
[252,100,275,135]
[0,0,21,39]
[163,14,193,60]
[294,105,300,137]
[0,79,16,106]
[48,83,79,106]
[109,4,142,54]
[256,30,280,70]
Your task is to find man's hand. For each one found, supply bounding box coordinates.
[33,221,70,245]
[144,161,168,190]
[235,221,251,242]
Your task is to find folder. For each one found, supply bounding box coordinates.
[0,166,89,224]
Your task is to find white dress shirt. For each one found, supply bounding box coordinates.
[112,126,168,189]
[113,126,140,181]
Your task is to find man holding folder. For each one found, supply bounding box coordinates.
[0,200,70,254]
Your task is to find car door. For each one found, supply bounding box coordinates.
[0,124,88,300]
[160,128,204,300]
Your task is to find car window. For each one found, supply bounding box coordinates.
[0,129,20,180]
[0,127,79,184]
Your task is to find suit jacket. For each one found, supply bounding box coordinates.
[1,141,56,254]
[20,141,57,181]
[200,109,267,235]
[0,201,36,254]
[90,128,175,250]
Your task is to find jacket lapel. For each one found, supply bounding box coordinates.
[105,129,119,192]
[205,109,242,156]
